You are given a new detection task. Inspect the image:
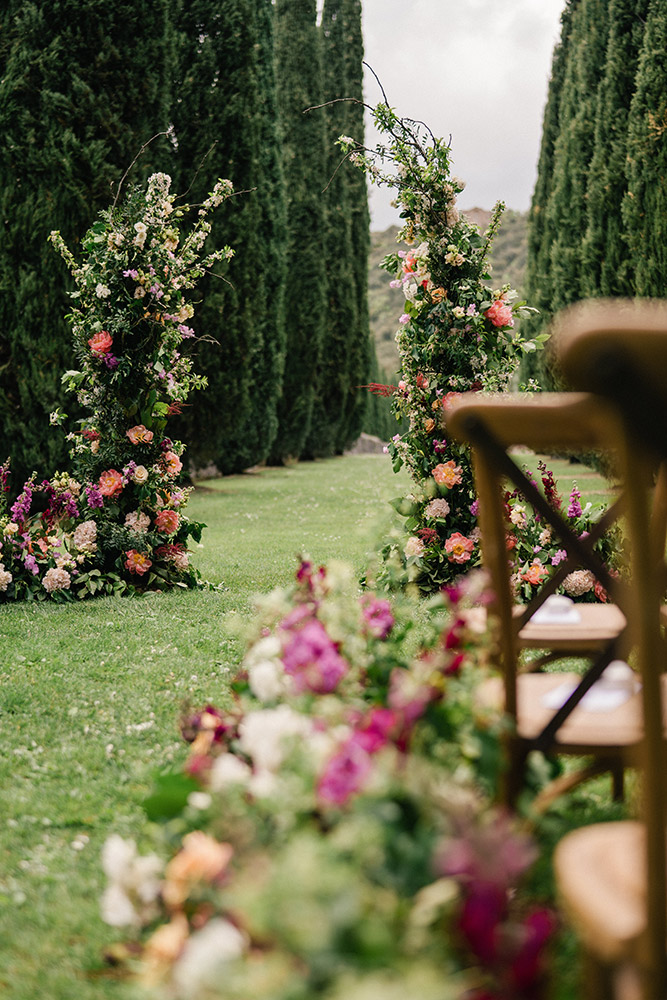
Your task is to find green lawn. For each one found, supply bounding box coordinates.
[0,452,614,999]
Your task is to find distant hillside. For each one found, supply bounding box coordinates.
[369,209,528,375]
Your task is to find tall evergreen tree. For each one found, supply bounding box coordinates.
[170,0,286,474]
[521,0,579,385]
[270,0,327,463]
[337,0,371,451]
[304,0,358,459]
[544,0,610,315]
[582,0,648,297]
[0,0,172,491]
[623,0,667,296]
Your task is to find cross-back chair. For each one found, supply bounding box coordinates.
[551,299,667,1000]
[446,389,642,807]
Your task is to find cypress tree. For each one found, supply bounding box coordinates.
[544,0,610,314]
[623,0,667,296]
[170,0,285,474]
[521,0,579,385]
[304,0,358,459]
[582,0,649,297]
[270,0,327,463]
[0,0,171,491]
[337,0,371,451]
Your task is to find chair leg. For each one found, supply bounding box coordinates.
[611,760,624,802]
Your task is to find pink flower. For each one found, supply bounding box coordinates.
[485,299,514,328]
[124,549,152,575]
[281,618,349,694]
[521,561,549,585]
[163,451,183,477]
[126,424,154,445]
[444,532,475,564]
[155,509,180,535]
[88,330,113,354]
[350,707,399,754]
[98,469,123,497]
[318,739,373,807]
[359,595,394,639]
[433,460,463,488]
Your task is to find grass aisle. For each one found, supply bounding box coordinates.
[0,455,409,1000]
[0,452,612,999]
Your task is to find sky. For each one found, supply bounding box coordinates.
[359,0,568,230]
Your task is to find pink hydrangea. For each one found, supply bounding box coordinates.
[281,618,349,694]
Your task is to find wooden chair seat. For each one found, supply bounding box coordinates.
[555,821,647,964]
[514,602,628,651]
[477,673,667,751]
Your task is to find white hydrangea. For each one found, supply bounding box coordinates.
[42,567,71,593]
[0,563,12,591]
[238,705,312,776]
[171,919,246,1000]
[100,834,163,928]
[73,519,97,554]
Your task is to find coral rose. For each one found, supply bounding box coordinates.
[485,299,514,328]
[433,460,463,488]
[126,424,154,445]
[522,561,549,586]
[88,330,113,354]
[163,832,233,908]
[124,549,152,575]
[163,451,183,477]
[98,469,123,497]
[444,532,475,564]
[155,509,180,535]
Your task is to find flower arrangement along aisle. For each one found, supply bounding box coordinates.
[339,97,546,594]
[0,173,233,601]
[100,560,554,1000]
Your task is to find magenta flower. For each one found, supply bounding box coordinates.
[567,484,582,518]
[318,738,373,807]
[359,594,394,639]
[281,618,348,694]
[350,707,399,754]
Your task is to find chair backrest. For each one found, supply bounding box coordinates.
[446,391,625,723]
[557,299,667,999]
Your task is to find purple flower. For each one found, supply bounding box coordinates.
[469,499,479,516]
[178,324,195,339]
[399,313,410,325]
[10,487,32,522]
[568,486,582,518]
[281,618,348,694]
[551,549,567,566]
[23,553,39,576]
[85,484,104,509]
[466,303,478,316]
[317,739,372,807]
[123,269,139,279]
[359,595,394,639]
[103,354,119,370]
[433,438,448,456]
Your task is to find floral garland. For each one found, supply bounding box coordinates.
[339,101,544,593]
[100,559,554,1000]
[0,173,233,601]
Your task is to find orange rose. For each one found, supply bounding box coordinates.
[430,286,446,303]
[433,460,463,488]
[155,509,180,535]
[124,549,152,575]
[162,832,233,908]
[88,330,113,354]
[424,418,436,433]
[126,424,154,445]
[98,469,123,496]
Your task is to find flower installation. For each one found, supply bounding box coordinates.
[339,101,545,593]
[505,462,622,603]
[100,559,554,1000]
[0,173,233,601]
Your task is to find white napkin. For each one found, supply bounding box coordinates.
[530,594,582,625]
[541,661,640,712]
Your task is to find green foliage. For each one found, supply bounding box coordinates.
[0,0,173,491]
[270,0,327,463]
[169,0,287,474]
[623,0,667,295]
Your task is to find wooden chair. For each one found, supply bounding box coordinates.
[446,390,640,807]
[550,300,667,1000]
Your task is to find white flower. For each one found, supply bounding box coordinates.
[563,570,596,596]
[132,465,149,485]
[73,519,97,553]
[95,283,111,298]
[452,306,465,319]
[247,659,286,703]
[238,705,311,775]
[0,564,12,591]
[100,834,163,928]
[208,753,251,792]
[42,567,71,593]
[404,536,425,557]
[509,505,527,528]
[133,285,146,299]
[4,522,19,536]
[538,527,552,546]
[424,498,450,520]
[171,919,246,1000]
[125,510,151,533]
